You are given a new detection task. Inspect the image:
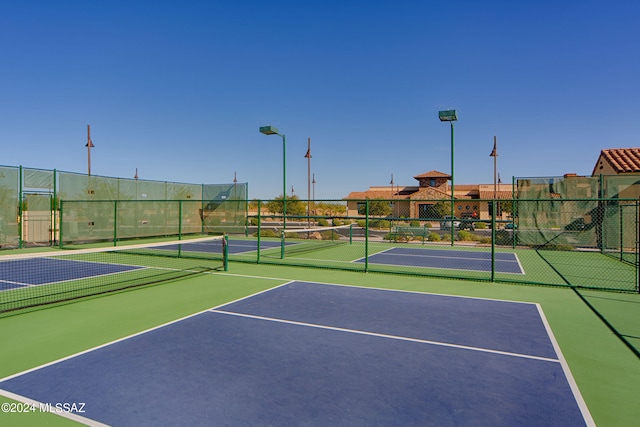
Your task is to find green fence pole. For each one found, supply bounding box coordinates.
[423,224,427,245]
[365,200,369,272]
[491,199,496,282]
[245,183,249,237]
[223,235,229,271]
[257,200,261,264]
[58,200,64,249]
[349,223,353,244]
[18,165,23,249]
[52,168,57,247]
[619,204,623,261]
[201,184,205,235]
[512,176,517,248]
[179,200,183,240]
[113,201,118,246]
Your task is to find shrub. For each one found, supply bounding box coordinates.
[317,218,329,227]
[409,220,420,227]
[332,219,342,226]
[320,230,340,240]
[357,220,366,228]
[475,222,487,229]
[458,230,474,241]
[428,232,440,241]
[371,219,390,229]
[254,229,279,238]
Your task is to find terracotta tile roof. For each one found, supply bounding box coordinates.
[454,184,479,192]
[478,190,513,200]
[344,190,410,200]
[413,170,450,179]
[600,148,640,173]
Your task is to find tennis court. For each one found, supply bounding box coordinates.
[0,241,638,426]
[359,247,524,274]
[0,281,591,426]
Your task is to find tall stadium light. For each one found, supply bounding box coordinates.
[439,110,458,246]
[260,125,286,258]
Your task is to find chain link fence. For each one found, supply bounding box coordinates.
[223,197,638,293]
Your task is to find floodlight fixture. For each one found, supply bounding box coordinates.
[259,125,280,135]
[438,109,458,122]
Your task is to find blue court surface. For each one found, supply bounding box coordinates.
[359,247,524,274]
[0,281,592,426]
[0,258,142,291]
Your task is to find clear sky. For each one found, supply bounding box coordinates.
[1,1,638,200]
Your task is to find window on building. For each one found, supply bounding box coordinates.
[488,201,503,217]
[418,204,440,219]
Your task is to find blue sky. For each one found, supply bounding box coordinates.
[1,1,638,199]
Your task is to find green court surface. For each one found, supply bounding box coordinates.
[0,262,639,426]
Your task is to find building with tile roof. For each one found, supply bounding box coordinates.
[343,170,513,220]
[591,148,640,199]
[592,148,640,175]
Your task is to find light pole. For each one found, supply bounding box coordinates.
[490,136,498,220]
[439,110,457,246]
[85,125,94,176]
[312,173,316,216]
[260,125,286,258]
[305,138,312,228]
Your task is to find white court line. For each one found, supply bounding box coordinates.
[536,304,596,426]
[353,247,525,274]
[211,308,560,363]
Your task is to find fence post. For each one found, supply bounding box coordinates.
[223,235,229,272]
[113,201,118,246]
[256,200,261,264]
[365,200,369,272]
[58,201,64,249]
[179,200,183,240]
[18,165,23,249]
[491,200,496,282]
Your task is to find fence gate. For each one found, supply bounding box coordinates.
[22,192,54,246]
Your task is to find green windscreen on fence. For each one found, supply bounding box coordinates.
[0,166,20,248]
[202,183,248,235]
[0,165,247,248]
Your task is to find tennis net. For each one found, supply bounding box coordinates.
[0,235,228,315]
[282,224,355,257]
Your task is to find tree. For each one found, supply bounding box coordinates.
[265,195,306,216]
[433,201,452,218]
[368,199,392,217]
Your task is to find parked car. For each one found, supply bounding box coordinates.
[505,222,518,229]
[440,216,461,230]
[459,212,477,230]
